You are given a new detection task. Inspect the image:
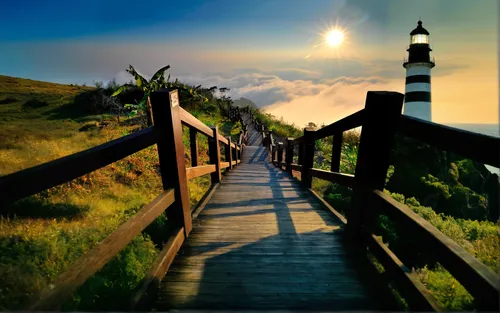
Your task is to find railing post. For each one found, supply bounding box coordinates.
[150,89,192,235]
[298,143,304,166]
[271,144,276,164]
[208,126,222,184]
[331,131,342,172]
[277,142,283,168]
[347,91,404,238]
[301,127,316,188]
[226,137,233,169]
[189,128,198,167]
[234,145,239,164]
[286,138,294,174]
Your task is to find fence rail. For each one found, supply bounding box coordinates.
[251,90,500,312]
[0,88,248,310]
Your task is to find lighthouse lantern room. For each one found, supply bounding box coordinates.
[403,20,435,121]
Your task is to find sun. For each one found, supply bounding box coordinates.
[325,29,344,47]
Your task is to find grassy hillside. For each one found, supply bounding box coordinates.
[0,75,240,310]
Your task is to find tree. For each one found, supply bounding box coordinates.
[112,65,208,127]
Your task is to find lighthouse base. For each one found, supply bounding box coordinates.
[403,101,431,121]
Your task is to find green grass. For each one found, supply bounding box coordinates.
[0,75,237,310]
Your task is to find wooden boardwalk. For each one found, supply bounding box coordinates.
[155,120,398,311]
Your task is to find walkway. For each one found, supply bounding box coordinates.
[154,115,398,311]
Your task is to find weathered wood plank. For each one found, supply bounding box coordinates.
[366,234,441,311]
[0,128,157,207]
[186,165,216,180]
[310,169,354,187]
[373,190,500,310]
[315,110,364,140]
[179,107,213,137]
[28,189,175,310]
[398,115,500,167]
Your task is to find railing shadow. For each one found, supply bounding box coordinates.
[160,141,399,310]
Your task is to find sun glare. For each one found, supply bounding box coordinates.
[326,29,344,47]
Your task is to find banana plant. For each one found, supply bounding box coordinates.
[112,65,208,126]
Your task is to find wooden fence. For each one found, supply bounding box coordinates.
[0,89,248,310]
[252,91,500,311]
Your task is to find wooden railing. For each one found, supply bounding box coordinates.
[251,91,500,311]
[0,89,247,310]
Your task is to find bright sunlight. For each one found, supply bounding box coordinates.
[326,29,344,47]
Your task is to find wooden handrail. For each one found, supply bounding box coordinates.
[1,88,244,310]
[315,109,364,140]
[27,189,175,310]
[265,90,499,311]
[0,128,157,208]
[372,189,500,310]
[310,169,354,187]
[179,107,213,137]
[186,165,217,180]
[398,115,500,168]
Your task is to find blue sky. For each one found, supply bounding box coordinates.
[0,0,498,124]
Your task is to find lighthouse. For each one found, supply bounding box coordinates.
[403,20,435,121]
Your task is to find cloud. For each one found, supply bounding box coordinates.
[262,77,403,127]
[176,69,403,127]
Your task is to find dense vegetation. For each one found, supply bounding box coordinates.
[251,108,500,311]
[0,71,241,310]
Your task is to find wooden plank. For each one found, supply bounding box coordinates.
[398,115,500,168]
[129,227,185,310]
[290,137,304,146]
[231,160,237,166]
[315,110,364,140]
[331,131,342,172]
[286,137,294,174]
[186,165,216,180]
[366,234,441,311]
[301,128,315,188]
[179,107,213,137]
[290,163,302,171]
[309,189,347,224]
[218,133,229,146]
[226,137,233,169]
[220,162,230,169]
[310,169,354,187]
[0,128,157,207]
[208,126,222,184]
[27,189,175,310]
[151,89,193,235]
[192,183,220,220]
[348,91,403,236]
[189,127,198,167]
[373,189,500,310]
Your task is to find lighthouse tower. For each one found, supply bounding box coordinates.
[403,20,435,121]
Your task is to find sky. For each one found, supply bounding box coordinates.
[0,0,498,126]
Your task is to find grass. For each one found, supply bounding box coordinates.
[0,75,238,310]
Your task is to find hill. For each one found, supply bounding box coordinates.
[232,97,258,109]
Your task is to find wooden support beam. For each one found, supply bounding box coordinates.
[189,127,198,167]
[301,127,316,188]
[208,126,222,184]
[226,137,233,169]
[286,138,294,174]
[347,91,404,237]
[150,89,193,236]
[331,131,342,173]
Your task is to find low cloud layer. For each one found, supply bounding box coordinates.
[175,68,404,126]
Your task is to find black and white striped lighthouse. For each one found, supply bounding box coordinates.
[403,20,435,121]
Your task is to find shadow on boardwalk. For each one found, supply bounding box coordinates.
[156,128,399,311]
